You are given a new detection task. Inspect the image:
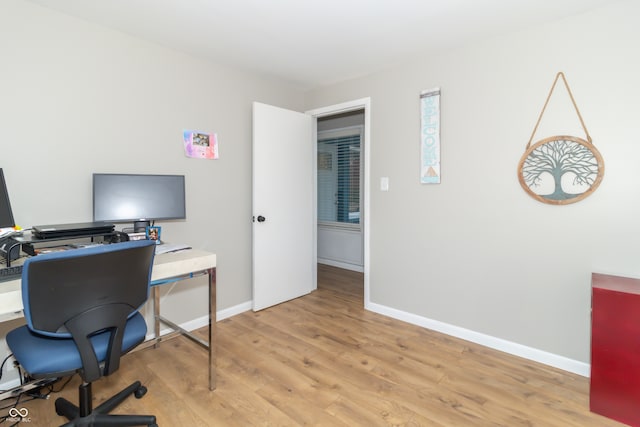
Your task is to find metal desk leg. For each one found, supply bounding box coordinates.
[150,268,216,390]
[208,267,217,390]
[153,286,160,348]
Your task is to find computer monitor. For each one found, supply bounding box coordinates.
[93,173,186,232]
[0,168,15,229]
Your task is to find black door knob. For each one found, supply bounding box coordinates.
[257,215,266,222]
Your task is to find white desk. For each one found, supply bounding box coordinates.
[0,248,217,390]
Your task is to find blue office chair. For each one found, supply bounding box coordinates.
[6,240,158,427]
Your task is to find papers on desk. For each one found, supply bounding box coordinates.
[155,243,192,255]
[0,228,17,239]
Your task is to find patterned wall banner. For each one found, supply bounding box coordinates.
[420,88,441,184]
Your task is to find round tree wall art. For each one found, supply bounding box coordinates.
[517,72,604,205]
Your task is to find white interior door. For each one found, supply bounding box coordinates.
[252,102,314,311]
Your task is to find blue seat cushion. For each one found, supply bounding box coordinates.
[6,312,147,378]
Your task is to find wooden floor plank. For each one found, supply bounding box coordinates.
[11,264,623,426]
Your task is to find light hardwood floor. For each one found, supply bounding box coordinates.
[11,264,622,426]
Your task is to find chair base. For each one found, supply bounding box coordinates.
[55,380,157,427]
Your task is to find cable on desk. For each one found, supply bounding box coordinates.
[150,278,181,286]
[0,354,12,383]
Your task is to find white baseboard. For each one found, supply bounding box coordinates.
[218,301,253,321]
[318,258,364,273]
[366,301,590,377]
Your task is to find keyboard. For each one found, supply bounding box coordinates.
[0,265,23,283]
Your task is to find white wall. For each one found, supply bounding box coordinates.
[0,0,304,377]
[305,0,640,370]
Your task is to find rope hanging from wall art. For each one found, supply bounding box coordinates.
[517,72,604,205]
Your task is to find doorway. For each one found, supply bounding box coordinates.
[316,110,364,273]
[307,98,370,306]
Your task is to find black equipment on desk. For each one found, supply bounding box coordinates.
[0,168,21,263]
[0,264,22,283]
[0,168,15,229]
[0,236,20,262]
[32,221,115,239]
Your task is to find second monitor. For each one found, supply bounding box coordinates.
[93,173,186,232]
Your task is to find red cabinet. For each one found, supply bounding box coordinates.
[591,273,640,426]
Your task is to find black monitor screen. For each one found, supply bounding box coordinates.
[93,174,186,226]
[0,169,15,229]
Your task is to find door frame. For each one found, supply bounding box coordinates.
[306,98,371,307]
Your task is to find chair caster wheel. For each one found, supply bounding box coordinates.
[134,385,147,399]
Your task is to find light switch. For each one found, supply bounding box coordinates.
[380,177,389,191]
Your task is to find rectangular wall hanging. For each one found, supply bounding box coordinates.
[420,88,441,184]
[183,130,219,159]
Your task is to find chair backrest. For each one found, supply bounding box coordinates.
[22,240,156,336]
[20,240,156,381]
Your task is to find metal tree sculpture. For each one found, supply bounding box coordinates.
[518,73,604,205]
[518,135,604,205]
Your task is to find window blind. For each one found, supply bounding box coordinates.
[318,134,361,225]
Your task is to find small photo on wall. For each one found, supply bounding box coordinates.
[146,226,162,244]
[183,129,219,159]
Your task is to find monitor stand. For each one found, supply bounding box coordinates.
[133,220,150,233]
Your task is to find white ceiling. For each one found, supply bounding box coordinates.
[26,0,616,90]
